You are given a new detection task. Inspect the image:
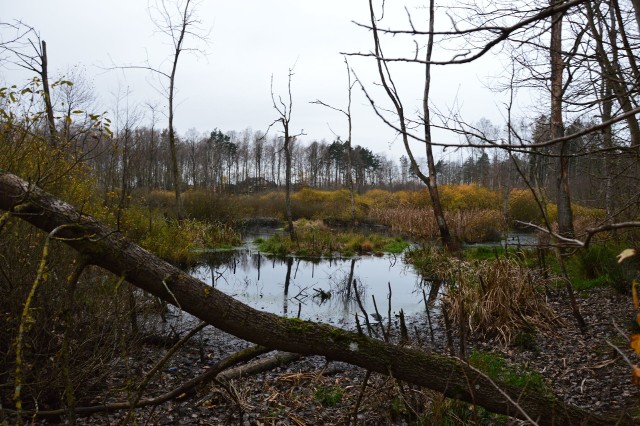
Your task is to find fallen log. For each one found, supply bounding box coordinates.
[0,171,630,425]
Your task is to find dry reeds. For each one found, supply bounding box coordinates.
[438,257,560,345]
[369,206,504,243]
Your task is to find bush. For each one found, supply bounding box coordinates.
[507,189,544,228]
[182,190,248,223]
[291,188,366,222]
[439,184,500,211]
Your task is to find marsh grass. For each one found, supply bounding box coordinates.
[407,248,560,345]
[137,218,242,264]
[256,219,409,257]
[536,244,635,293]
[445,258,560,345]
[369,206,504,244]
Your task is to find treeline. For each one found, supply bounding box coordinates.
[85,126,396,196]
[84,114,634,215]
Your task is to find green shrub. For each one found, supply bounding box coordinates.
[567,244,635,293]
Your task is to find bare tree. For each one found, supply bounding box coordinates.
[270,67,304,239]
[312,57,357,225]
[0,22,58,146]
[356,0,457,252]
[111,0,208,221]
[153,0,207,221]
[55,66,99,145]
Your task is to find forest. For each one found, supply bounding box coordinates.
[1,0,640,424]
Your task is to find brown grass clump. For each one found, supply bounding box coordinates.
[446,209,504,243]
[368,206,439,240]
[438,257,560,345]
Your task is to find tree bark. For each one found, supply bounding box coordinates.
[550,0,574,238]
[284,130,294,239]
[40,40,58,148]
[0,171,628,426]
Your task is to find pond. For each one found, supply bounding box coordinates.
[189,233,430,328]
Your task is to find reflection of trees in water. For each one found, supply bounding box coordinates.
[327,259,368,320]
[421,278,441,304]
[283,257,293,315]
[201,251,235,287]
[190,251,424,324]
[250,253,262,280]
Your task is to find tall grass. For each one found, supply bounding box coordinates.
[407,248,560,345]
[445,257,559,344]
[368,206,504,243]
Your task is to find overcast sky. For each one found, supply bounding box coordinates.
[1,0,512,159]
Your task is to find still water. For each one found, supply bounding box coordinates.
[189,238,427,327]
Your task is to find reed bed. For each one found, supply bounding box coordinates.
[440,257,560,345]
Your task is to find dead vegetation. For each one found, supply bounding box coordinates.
[440,257,563,345]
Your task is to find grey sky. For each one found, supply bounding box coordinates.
[1,0,508,159]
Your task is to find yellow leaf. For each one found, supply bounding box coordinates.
[632,366,640,385]
[631,334,640,354]
[633,280,639,310]
[636,313,640,328]
[617,248,637,263]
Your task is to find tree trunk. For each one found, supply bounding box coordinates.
[0,171,627,426]
[40,40,58,148]
[550,0,574,238]
[164,0,194,222]
[284,133,294,239]
[630,0,640,32]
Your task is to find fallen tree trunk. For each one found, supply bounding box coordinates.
[0,171,628,425]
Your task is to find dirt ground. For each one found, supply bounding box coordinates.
[22,286,640,425]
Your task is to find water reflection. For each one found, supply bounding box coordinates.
[190,248,426,327]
